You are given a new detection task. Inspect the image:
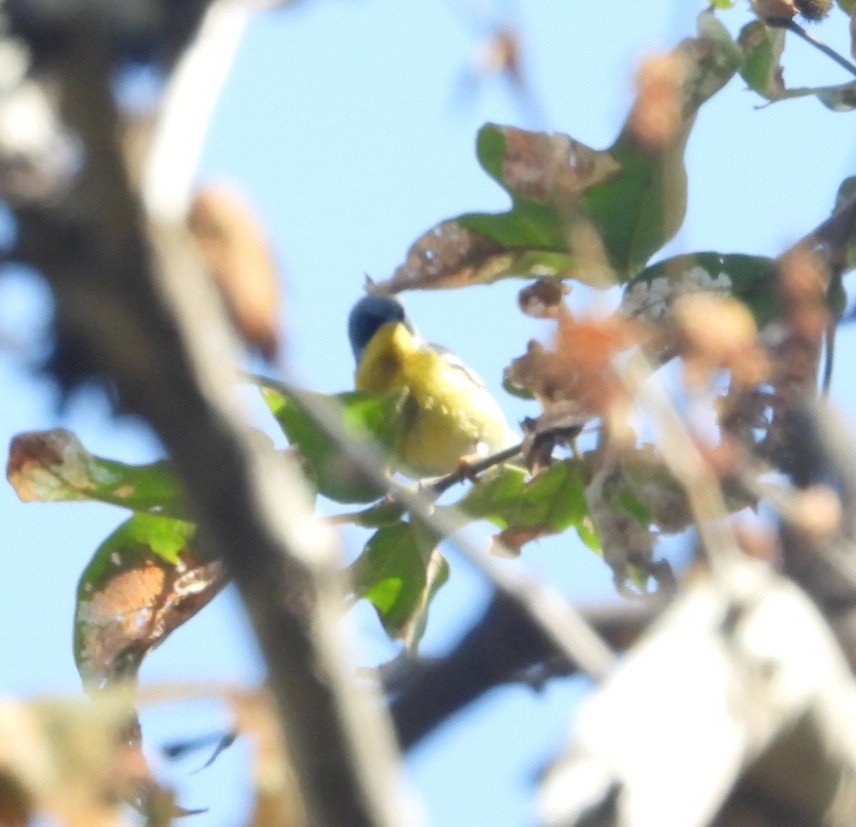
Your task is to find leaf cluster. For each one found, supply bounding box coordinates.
[7,5,856,704]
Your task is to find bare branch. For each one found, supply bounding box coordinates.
[766,17,856,80]
[278,385,618,681]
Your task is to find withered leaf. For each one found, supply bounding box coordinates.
[7,429,97,502]
[738,19,856,110]
[517,277,570,318]
[7,429,186,517]
[0,696,166,827]
[373,127,610,294]
[503,308,647,419]
[492,127,619,205]
[74,514,227,689]
[374,12,742,294]
[189,184,282,359]
[383,220,508,290]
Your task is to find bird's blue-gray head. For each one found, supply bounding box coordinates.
[348,295,411,362]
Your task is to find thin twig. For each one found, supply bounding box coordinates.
[426,441,524,496]
[279,385,616,682]
[619,352,743,582]
[823,318,836,393]
[766,17,856,80]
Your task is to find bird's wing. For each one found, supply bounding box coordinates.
[427,341,492,392]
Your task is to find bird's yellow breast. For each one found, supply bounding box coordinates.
[354,322,513,477]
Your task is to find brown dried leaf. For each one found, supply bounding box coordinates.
[188,184,282,358]
[76,531,227,689]
[518,277,570,319]
[761,249,829,405]
[498,127,619,205]
[379,220,508,292]
[7,429,95,501]
[505,308,649,420]
[778,248,829,341]
[0,695,164,827]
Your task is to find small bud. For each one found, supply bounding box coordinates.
[795,0,833,21]
[518,278,568,318]
[752,0,798,20]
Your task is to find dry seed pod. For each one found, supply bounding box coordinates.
[795,0,833,21]
[751,0,832,20]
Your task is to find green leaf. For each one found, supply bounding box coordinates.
[739,21,789,101]
[597,445,756,538]
[349,498,408,528]
[454,461,598,552]
[350,521,448,648]
[371,12,741,294]
[614,488,654,527]
[738,20,856,110]
[606,448,691,534]
[583,12,742,279]
[814,83,856,111]
[7,429,186,517]
[259,381,407,503]
[833,176,856,275]
[621,252,781,330]
[74,514,226,689]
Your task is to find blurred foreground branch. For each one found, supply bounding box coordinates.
[540,557,856,827]
[389,593,658,751]
[0,5,417,826]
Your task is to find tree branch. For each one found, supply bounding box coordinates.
[389,593,659,751]
[3,13,418,827]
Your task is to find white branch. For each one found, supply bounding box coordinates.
[540,557,856,827]
[142,0,251,222]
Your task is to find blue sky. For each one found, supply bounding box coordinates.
[4,1,856,824]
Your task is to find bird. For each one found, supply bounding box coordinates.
[348,294,517,478]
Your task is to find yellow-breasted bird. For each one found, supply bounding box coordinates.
[348,294,517,478]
